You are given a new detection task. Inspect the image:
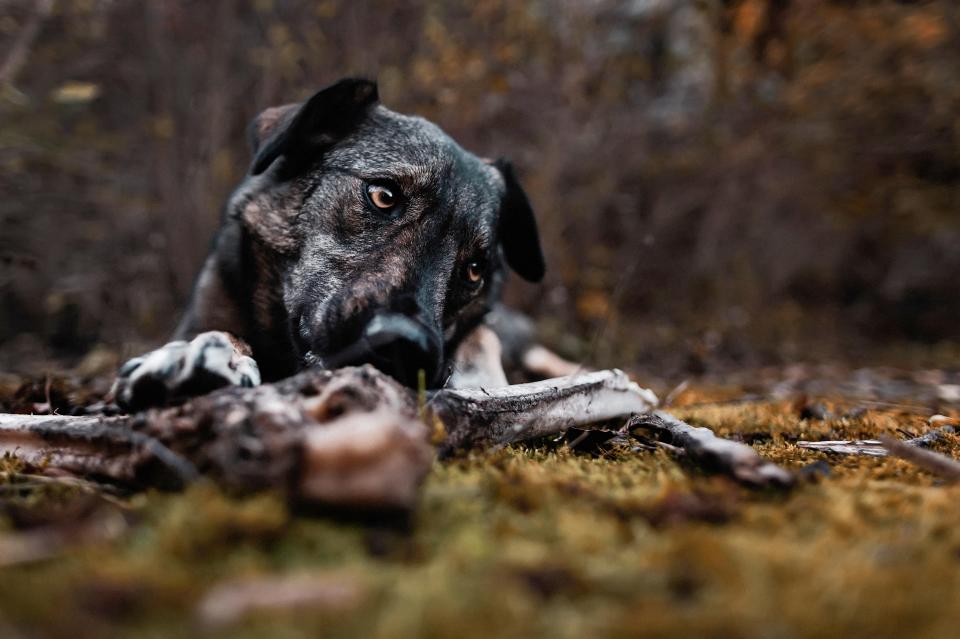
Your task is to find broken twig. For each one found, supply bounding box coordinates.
[626,412,795,488]
[796,439,888,457]
[797,426,956,457]
[879,435,960,483]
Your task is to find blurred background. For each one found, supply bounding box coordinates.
[1,0,959,380]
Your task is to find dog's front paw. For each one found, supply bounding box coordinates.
[112,331,261,412]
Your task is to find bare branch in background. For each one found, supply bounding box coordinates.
[0,0,54,87]
[879,435,960,483]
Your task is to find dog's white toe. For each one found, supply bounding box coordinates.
[113,331,260,411]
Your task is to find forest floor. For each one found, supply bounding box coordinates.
[0,363,958,638]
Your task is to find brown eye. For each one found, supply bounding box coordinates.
[366,182,399,210]
[465,261,484,286]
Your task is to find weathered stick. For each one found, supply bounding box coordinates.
[0,413,200,486]
[431,369,658,455]
[626,411,795,488]
[796,439,888,457]
[879,435,960,482]
[0,367,433,510]
[796,426,956,457]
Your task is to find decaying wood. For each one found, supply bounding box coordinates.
[796,426,956,457]
[431,369,658,455]
[879,435,960,482]
[796,439,889,457]
[0,413,200,485]
[0,367,431,510]
[0,366,795,507]
[626,412,796,488]
[298,408,430,508]
[0,367,658,508]
[796,426,960,481]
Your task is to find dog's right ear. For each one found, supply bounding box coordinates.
[248,78,379,177]
[494,159,546,283]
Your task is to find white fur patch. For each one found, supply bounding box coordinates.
[113,331,261,411]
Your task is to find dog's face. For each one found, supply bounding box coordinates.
[229,79,544,387]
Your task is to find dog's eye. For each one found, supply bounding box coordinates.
[366,182,400,211]
[464,261,484,287]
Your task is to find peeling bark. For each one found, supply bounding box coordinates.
[0,366,431,509]
[431,369,658,456]
[0,367,793,509]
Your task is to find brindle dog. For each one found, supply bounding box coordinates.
[113,78,547,411]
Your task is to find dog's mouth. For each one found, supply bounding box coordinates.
[304,313,445,389]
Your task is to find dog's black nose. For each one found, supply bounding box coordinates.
[359,313,442,388]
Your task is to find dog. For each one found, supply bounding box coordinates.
[112,78,556,411]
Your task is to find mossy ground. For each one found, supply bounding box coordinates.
[0,393,958,638]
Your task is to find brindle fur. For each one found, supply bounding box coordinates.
[113,78,545,410]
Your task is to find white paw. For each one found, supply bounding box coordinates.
[113,331,260,411]
[447,325,509,389]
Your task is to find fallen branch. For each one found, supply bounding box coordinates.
[0,367,791,508]
[626,412,795,488]
[0,367,657,509]
[0,367,432,510]
[796,426,956,457]
[430,369,658,455]
[796,439,888,457]
[879,435,960,483]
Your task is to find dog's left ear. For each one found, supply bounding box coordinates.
[494,160,545,283]
[249,78,379,177]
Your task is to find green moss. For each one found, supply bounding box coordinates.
[0,399,958,637]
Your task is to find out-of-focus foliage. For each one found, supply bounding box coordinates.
[1,0,958,374]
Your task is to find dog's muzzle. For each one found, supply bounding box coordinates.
[328,312,442,388]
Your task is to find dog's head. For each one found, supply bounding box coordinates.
[229,78,543,387]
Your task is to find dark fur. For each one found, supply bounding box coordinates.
[174,78,544,388]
